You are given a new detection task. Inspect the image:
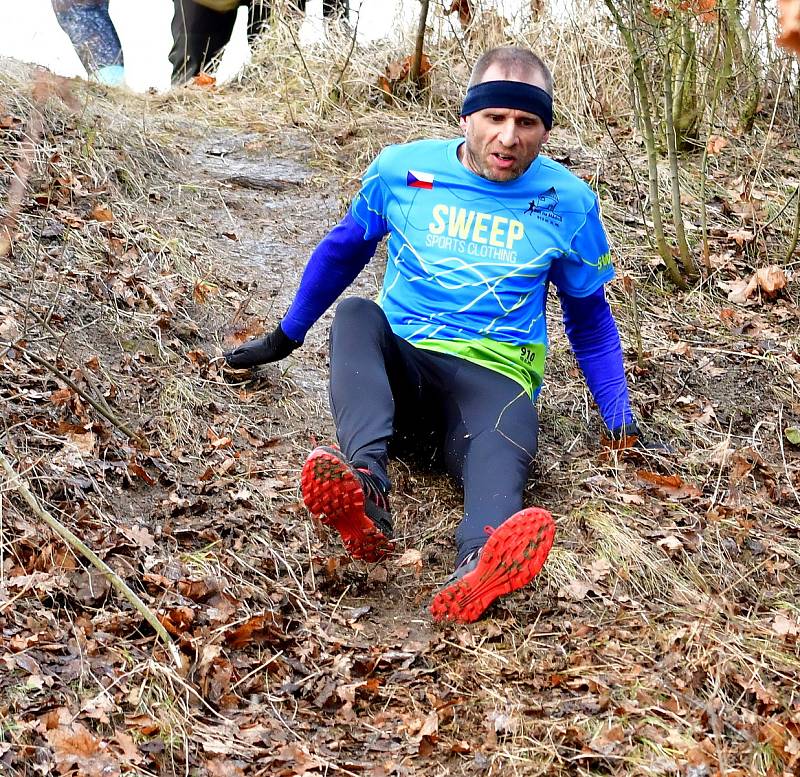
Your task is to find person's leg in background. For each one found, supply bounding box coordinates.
[169,0,239,84]
[51,0,124,85]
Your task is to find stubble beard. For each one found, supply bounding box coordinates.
[463,139,536,183]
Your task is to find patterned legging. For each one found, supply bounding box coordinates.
[51,0,123,73]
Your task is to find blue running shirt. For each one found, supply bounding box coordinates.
[349,138,614,398]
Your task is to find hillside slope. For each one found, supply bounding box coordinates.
[1,53,800,777]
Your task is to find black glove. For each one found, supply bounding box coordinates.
[224,323,301,369]
[603,421,673,453]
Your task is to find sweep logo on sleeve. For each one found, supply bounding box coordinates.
[406,170,435,189]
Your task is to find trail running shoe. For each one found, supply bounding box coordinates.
[301,446,395,562]
[430,507,555,624]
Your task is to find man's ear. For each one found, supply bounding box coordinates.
[542,129,551,145]
[459,115,468,135]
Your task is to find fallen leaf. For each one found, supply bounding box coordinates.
[378,54,431,97]
[207,759,245,777]
[657,535,684,554]
[80,692,117,723]
[589,558,611,581]
[368,565,389,583]
[224,612,283,648]
[727,229,755,247]
[70,569,111,605]
[723,274,758,303]
[90,204,113,222]
[486,709,518,735]
[193,280,218,304]
[760,719,789,755]
[127,461,156,486]
[755,265,787,298]
[66,429,97,456]
[394,548,423,575]
[158,606,195,636]
[50,387,73,405]
[706,134,729,154]
[560,579,594,600]
[619,492,646,505]
[693,404,717,426]
[771,612,800,636]
[45,723,120,777]
[419,710,439,737]
[590,722,625,754]
[636,470,701,499]
[113,730,143,765]
[785,426,800,445]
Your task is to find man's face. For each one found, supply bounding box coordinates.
[458,64,551,183]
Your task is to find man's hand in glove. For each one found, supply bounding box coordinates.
[602,421,673,453]
[224,324,301,369]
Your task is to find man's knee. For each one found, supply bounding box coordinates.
[333,297,384,329]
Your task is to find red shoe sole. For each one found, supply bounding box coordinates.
[301,447,394,562]
[430,507,555,624]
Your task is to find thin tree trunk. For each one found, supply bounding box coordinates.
[411,0,430,87]
[723,0,762,131]
[663,51,697,278]
[603,0,686,287]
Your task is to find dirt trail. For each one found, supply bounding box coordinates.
[180,121,450,630]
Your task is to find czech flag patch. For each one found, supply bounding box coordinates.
[406,170,434,189]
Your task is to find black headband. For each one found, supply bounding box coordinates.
[461,80,553,130]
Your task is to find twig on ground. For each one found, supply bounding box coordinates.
[0,449,181,666]
[12,343,146,447]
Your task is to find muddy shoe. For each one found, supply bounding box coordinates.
[301,446,395,562]
[430,507,555,624]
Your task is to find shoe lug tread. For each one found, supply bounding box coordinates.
[302,448,394,562]
[431,508,555,624]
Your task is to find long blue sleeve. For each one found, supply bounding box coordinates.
[281,210,380,342]
[558,286,633,430]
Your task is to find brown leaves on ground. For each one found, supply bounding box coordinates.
[40,711,143,776]
[636,470,702,500]
[706,133,729,155]
[722,265,787,304]
[90,203,113,222]
[4,49,800,777]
